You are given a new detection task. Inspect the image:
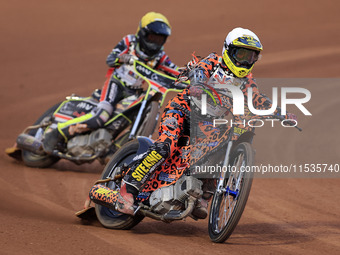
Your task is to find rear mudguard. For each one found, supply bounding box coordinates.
[135,136,154,155]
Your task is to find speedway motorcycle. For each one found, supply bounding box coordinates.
[76,95,301,243]
[6,60,186,168]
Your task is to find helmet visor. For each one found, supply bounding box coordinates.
[232,48,260,65]
[147,21,171,36]
[146,33,167,46]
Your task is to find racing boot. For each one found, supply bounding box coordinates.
[115,180,138,215]
[42,125,64,154]
[88,181,137,215]
[43,122,90,154]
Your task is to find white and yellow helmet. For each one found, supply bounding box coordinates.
[222,27,263,78]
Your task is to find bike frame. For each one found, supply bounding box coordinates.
[128,61,184,139]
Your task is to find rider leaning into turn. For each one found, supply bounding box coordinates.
[113,27,297,219]
[43,12,180,153]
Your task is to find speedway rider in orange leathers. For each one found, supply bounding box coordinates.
[95,27,297,218]
[43,12,180,153]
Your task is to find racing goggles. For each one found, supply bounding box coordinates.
[232,47,260,66]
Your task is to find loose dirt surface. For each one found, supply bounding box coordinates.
[1,0,339,254]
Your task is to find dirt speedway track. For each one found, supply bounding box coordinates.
[1,0,340,254]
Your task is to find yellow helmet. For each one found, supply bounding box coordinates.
[136,12,171,59]
[222,28,263,78]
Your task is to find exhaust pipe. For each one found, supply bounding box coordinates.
[16,134,45,155]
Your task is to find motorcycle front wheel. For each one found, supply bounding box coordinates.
[21,103,61,168]
[95,139,144,229]
[208,142,254,243]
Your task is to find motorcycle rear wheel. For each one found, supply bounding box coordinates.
[95,139,144,229]
[208,142,254,243]
[22,103,61,168]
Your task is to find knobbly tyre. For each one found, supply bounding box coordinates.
[76,107,302,243]
[5,60,186,168]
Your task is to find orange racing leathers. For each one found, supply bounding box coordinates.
[123,52,281,194]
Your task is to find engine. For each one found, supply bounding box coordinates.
[149,175,203,214]
[67,128,112,158]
